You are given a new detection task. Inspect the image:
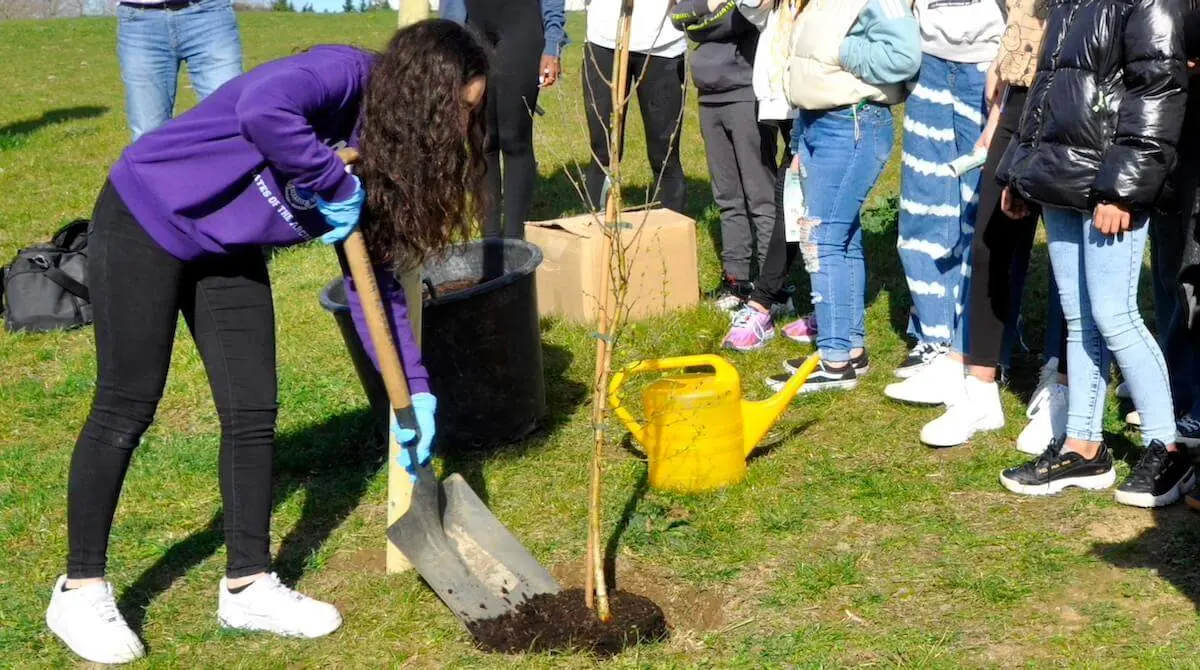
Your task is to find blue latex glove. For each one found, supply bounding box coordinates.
[316,174,364,245]
[391,392,437,480]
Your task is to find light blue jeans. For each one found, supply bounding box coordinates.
[791,104,893,363]
[1044,207,1174,445]
[117,0,243,140]
[898,54,989,353]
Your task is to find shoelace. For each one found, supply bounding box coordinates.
[85,587,123,625]
[1179,415,1200,434]
[1130,443,1169,485]
[257,573,308,604]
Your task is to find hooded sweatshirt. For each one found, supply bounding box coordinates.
[107,46,429,394]
[586,0,687,57]
[671,0,759,103]
[913,0,1006,63]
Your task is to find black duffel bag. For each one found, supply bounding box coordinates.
[2,219,92,333]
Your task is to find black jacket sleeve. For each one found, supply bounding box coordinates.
[1091,0,1188,209]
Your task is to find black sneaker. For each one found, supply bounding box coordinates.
[1114,441,1197,508]
[999,438,1117,496]
[765,359,857,394]
[711,276,754,313]
[782,350,869,377]
[894,342,948,380]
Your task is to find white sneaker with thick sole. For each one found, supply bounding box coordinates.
[884,355,963,406]
[46,575,145,665]
[1017,383,1068,455]
[218,573,342,639]
[920,376,1006,447]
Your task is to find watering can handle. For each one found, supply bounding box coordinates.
[607,355,734,437]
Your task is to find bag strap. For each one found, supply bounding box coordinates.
[42,266,90,303]
[52,219,90,252]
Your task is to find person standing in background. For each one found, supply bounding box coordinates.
[883,0,1005,403]
[671,0,778,312]
[442,0,566,239]
[916,0,1069,450]
[583,0,688,213]
[117,0,243,141]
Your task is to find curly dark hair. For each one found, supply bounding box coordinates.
[359,20,490,269]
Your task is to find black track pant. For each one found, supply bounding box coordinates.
[583,42,687,213]
[466,0,544,239]
[965,86,1066,371]
[68,182,278,579]
[748,120,796,308]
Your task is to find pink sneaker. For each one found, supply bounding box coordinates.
[723,306,775,351]
[781,315,817,344]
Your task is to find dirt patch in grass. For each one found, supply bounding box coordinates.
[551,557,729,634]
[468,588,667,656]
[328,548,386,574]
[1085,509,1157,544]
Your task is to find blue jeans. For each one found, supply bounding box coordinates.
[791,104,893,363]
[117,0,243,140]
[898,54,989,352]
[1044,207,1174,445]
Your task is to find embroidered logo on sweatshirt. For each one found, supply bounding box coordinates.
[253,172,313,241]
[285,180,317,211]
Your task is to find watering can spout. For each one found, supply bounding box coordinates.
[740,354,821,455]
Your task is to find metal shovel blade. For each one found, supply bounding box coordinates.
[387,465,559,626]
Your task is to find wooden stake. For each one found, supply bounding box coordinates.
[384,5,427,574]
[585,0,635,623]
[397,0,428,27]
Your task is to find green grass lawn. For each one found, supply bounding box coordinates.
[2,11,1198,669]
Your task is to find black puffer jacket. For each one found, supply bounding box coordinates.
[997,0,1188,213]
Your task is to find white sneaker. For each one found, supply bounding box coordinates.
[884,355,963,406]
[46,575,145,665]
[218,573,342,639]
[1029,358,1060,413]
[920,376,1006,447]
[1017,383,1068,455]
[1126,409,1142,426]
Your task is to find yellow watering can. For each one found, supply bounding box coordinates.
[608,353,820,493]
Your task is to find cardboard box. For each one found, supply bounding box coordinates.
[525,208,700,323]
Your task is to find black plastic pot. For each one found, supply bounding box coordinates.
[320,239,547,447]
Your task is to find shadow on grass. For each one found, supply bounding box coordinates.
[1092,502,1200,613]
[118,408,383,635]
[0,106,107,150]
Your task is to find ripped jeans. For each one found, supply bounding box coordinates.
[790,104,894,363]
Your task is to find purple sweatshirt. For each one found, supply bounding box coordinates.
[108,46,429,394]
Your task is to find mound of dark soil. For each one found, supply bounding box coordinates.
[468,588,668,656]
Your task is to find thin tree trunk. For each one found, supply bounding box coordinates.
[585,0,635,624]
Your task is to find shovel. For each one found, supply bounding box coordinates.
[340,230,560,627]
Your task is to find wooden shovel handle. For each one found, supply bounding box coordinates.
[334,146,414,415]
[342,231,414,415]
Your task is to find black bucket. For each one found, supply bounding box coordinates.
[320,239,547,447]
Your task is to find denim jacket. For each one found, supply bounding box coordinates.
[440,0,568,57]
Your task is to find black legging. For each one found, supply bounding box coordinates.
[965,86,1066,372]
[68,182,277,579]
[465,0,544,239]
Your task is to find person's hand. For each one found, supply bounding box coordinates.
[392,393,437,480]
[1001,186,1031,219]
[539,55,561,88]
[316,175,364,245]
[1093,202,1132,235]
